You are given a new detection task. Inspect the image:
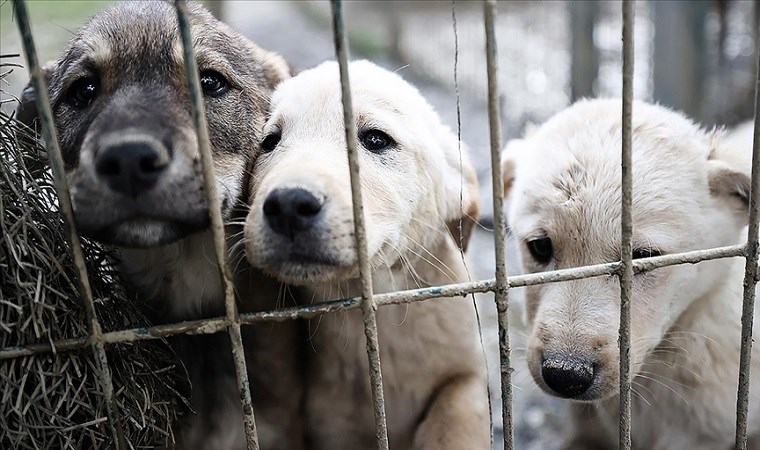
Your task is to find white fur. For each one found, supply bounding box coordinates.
[502,99,760,449]
[244,60,488,449]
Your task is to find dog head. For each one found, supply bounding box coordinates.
[243,60,478,285]
[502,99,751,401]
[18,1,289,248]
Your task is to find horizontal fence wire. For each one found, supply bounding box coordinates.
[483,0,514,448]
[619,0,635,448]
[11,0,125,447]
[735,21,760,450]
[173,1,259,448]
[1,243,747,360]
[329,0,390,447]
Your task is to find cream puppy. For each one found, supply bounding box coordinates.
[244,60,489,449]
[502,99,760,449]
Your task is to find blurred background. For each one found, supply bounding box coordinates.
[1,1,758,448]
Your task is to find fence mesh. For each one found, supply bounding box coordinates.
[3,0,757,449]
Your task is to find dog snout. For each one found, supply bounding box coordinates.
[263,188,323,240]
[540,353,596,398]
[95,138,170,198]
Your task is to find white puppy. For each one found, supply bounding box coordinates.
[502,99,760,449]
[243,60,489,449]
[726,120,755,156]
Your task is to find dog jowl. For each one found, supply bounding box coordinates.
[19,1,288,248]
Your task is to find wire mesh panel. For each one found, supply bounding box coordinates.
[3,0,758,449]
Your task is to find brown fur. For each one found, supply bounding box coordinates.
[18,2,302,448]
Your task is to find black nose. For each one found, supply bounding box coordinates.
[263,188,323,239]
[95,139,169,197]
[541,354,595,398]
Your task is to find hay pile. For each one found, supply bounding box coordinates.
[0,58,189,449]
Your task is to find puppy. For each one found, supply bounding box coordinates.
[726,120,755,154]
[18,2,301,448]
[502,99,760,449]
[243,60,489,449]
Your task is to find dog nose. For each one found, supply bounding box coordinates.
[541,354,595,398]
[263,188,323,239]
[95,139,169,197]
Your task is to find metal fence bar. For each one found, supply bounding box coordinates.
[735,29,760,450]
[173,1,259,448]
[11,1,125,447]
[1,243,747,360]
[483,1,514,448]
[619,1,635,449]
[329,1,390,448]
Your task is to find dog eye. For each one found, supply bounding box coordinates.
[526,237,553,264]
[632,248,661,259]
[360,129,394,153]
[199,70,229,97]
[260,132,281,153]
[66,77,99,108]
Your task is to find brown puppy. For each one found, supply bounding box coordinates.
[19,2,302,448]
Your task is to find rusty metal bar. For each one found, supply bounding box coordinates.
[329,1,390,448]
[735,24,760,450]
[619,1,635,448]
[1,243,747,360]
[483,1,514,448]
[11,1,125,447]
[173,1,259,448]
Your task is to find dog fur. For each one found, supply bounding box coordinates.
[18,2,302,448]
[501,99,760,449]
[243,60,489,449]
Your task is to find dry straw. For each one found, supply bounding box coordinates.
[0,56,189,449]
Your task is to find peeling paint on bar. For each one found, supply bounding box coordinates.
[12,1,125,447]
[174,1,259,448]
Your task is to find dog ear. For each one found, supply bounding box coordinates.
[708,159,751,218]
[439,130,480,253]
[501,138,529,200]
[445,153,480,253]
[708,132,753,220]
[16,61,55,131]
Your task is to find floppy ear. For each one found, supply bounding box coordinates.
[16,61,55,131]
[501,138,529,200]
[438,130,480,253]
[708,159,751,219]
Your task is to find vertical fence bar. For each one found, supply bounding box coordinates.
[619,1,635,449]
[174,2,260,448]
[484,1,514,448]
[735,29,760,450]
[11,1,126,447]
[329,1,390,448]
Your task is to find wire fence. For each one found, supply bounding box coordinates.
[3,0,758,449]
